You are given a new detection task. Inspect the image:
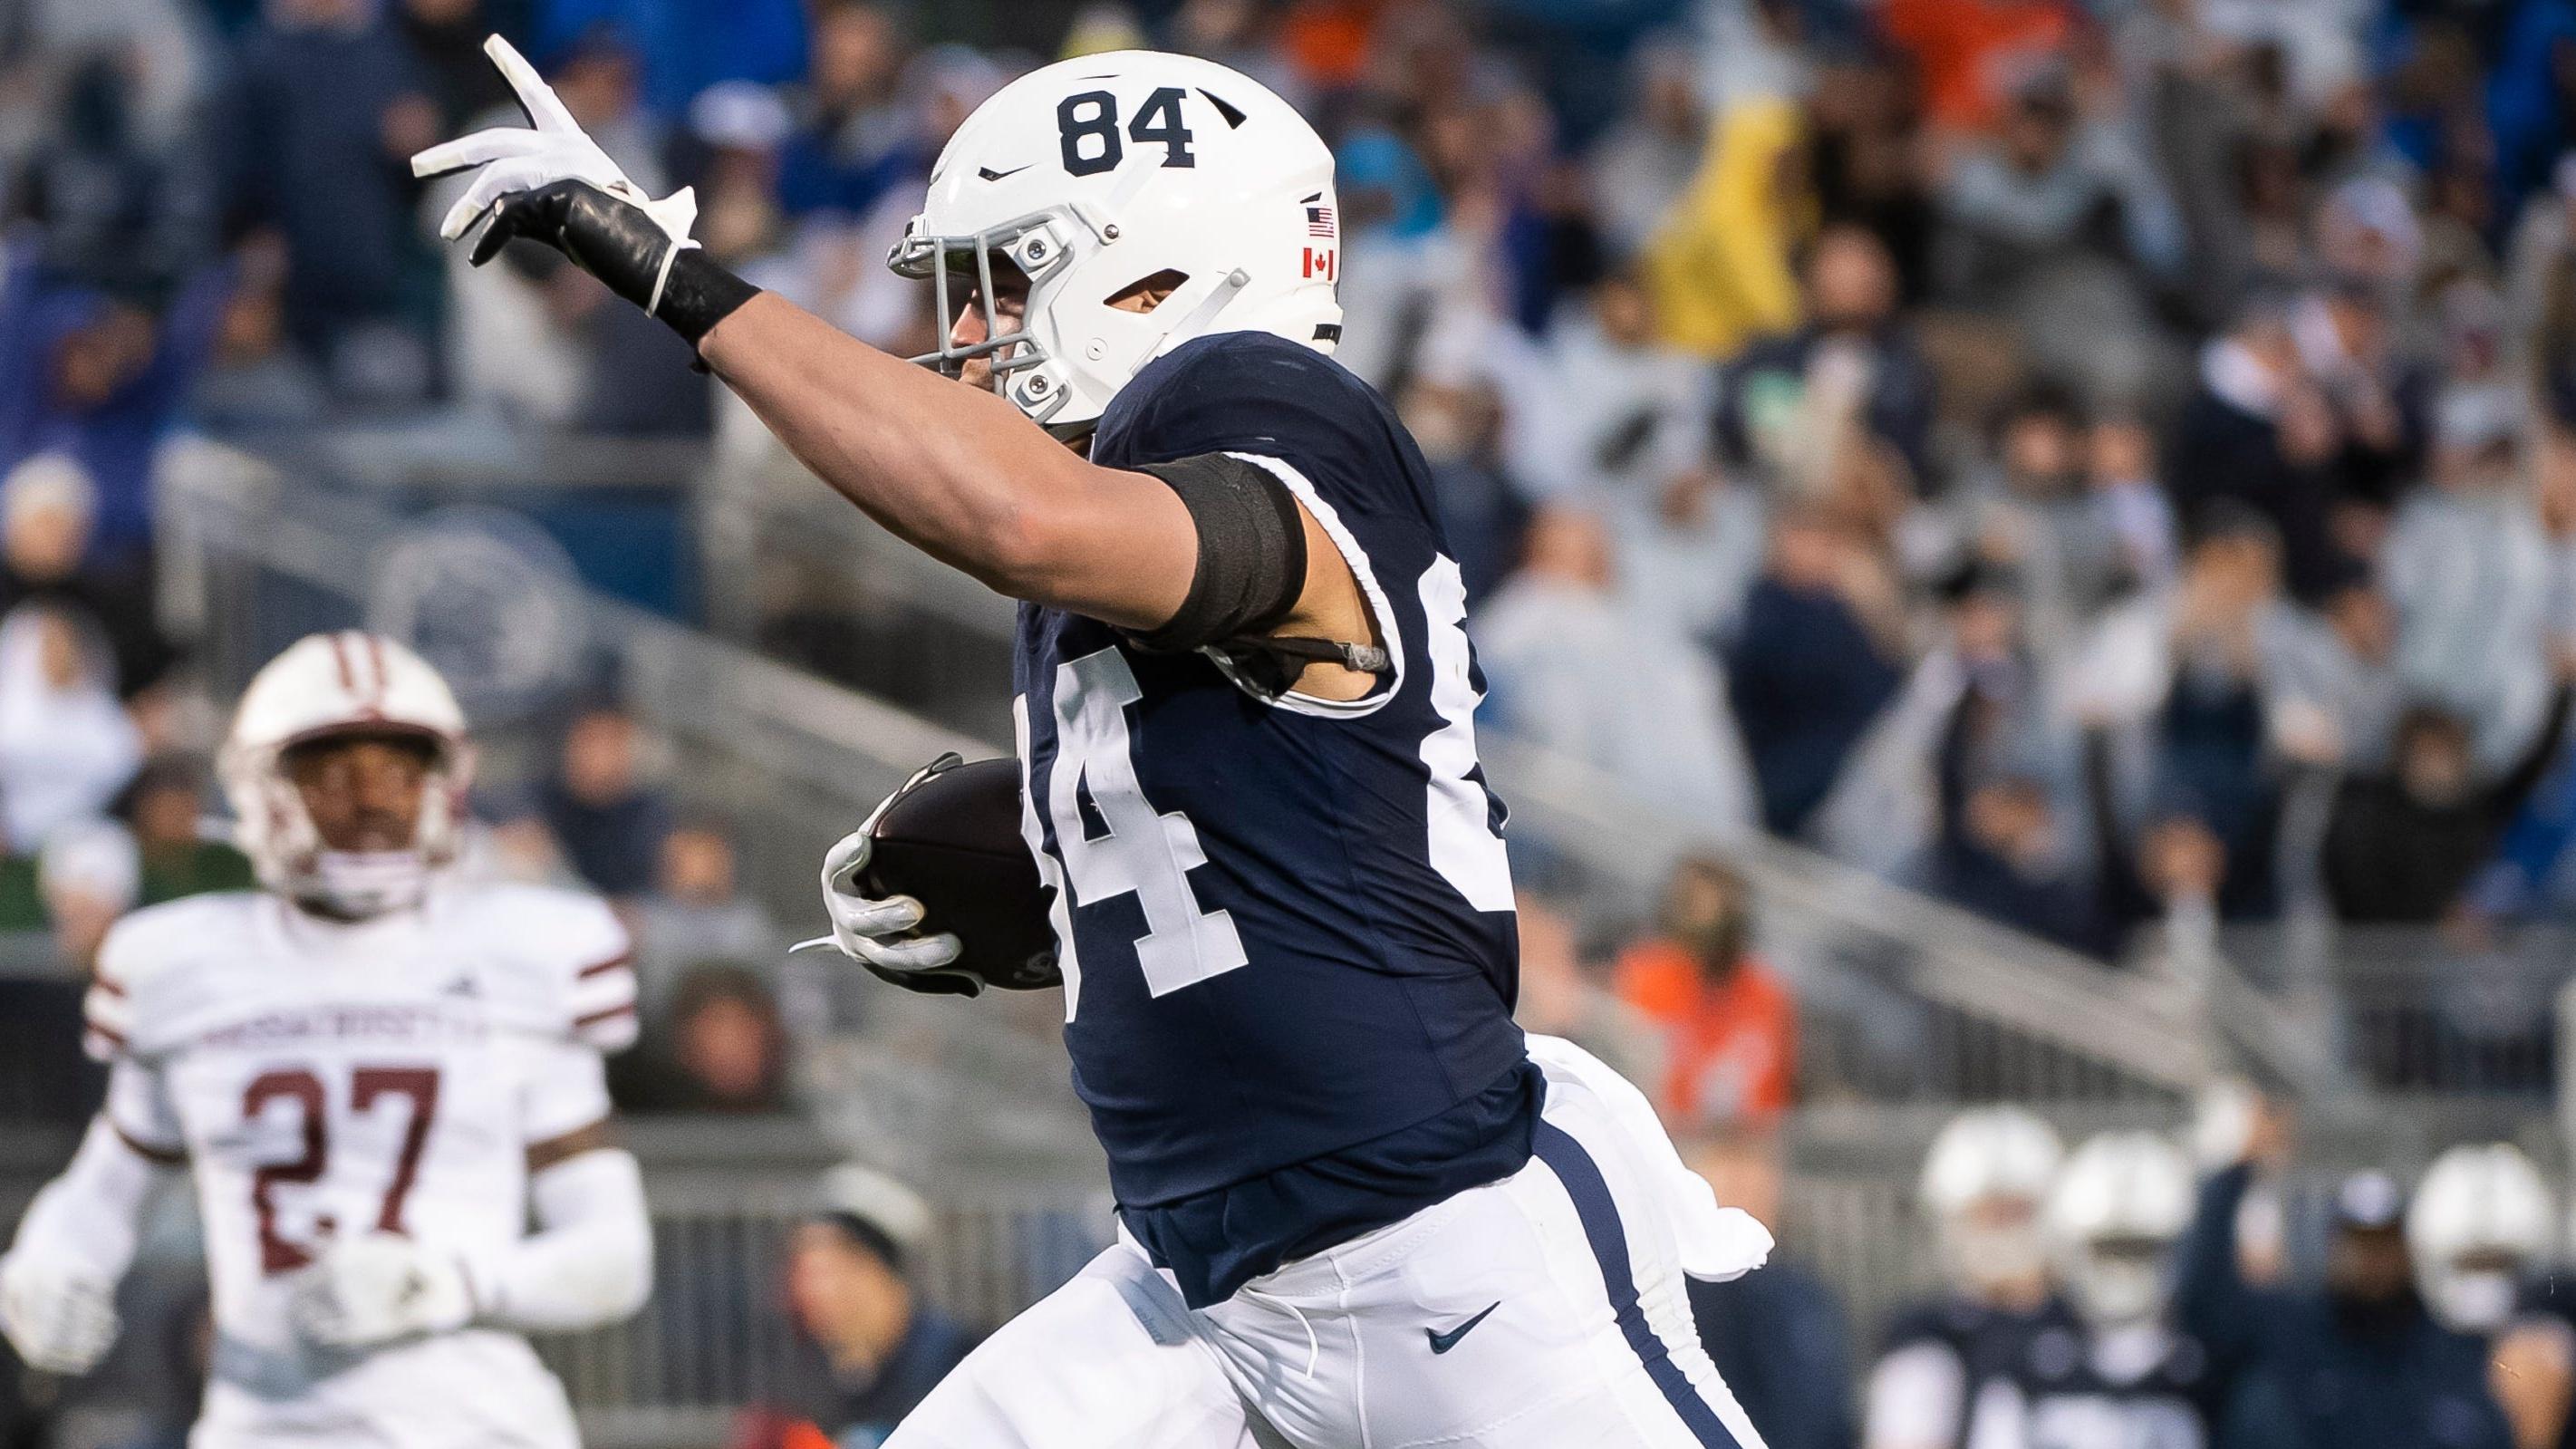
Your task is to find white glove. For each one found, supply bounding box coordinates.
[287,1232,474,1349]
[815,823,963,977]
[0,1251,119,1374]
[410,35,698,250]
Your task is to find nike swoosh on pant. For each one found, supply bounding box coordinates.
[1425,1301,1501,1354]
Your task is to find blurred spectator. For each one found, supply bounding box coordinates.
[2291,277,2424,517]
[1589,41,1709,258]
[732,1164,976,1449]
[2166,298,2354,604]
[1685,1128,1856,1449]
[633,820,783,1019]
[0,246,227,568]
[0,454,174,700]
[1934,70,2185,403]
[2271,571,2405,776]
[16,47,210,298]
[396,0,523,131]
[2320,679,2573,925]
[527,702,673,898]
[214,0,440,401]
[1947,385,2149,643]
[1726,506,1905,836]
[1532,268,1711,508]
[1510,892,1663,1087]
[2383,397,2562,773]
[776,1,911,220]
[37,816,140,971]
[1877,0,2071,136]
[1614,855,1795,1129]
[1718,226,1937,490]
[1475,507,1757,833]
[1643,92,1809,359]
[534,0,808,118]
[616,961,793,1115]
[0,601,141,854]
[1395,324,1540,610]
[2175,1104,2513,1449]
[120,755,255,906]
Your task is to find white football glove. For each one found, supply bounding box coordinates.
[410,35,698,252]
[0,1251,119,1375]
[287,1232,474,1350]
[797,759,968,990]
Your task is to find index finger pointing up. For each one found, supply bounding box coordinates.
[484,34,579,133]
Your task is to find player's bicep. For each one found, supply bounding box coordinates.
[1011,461,1197,630]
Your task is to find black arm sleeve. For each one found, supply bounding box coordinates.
[1123,453,1308,653]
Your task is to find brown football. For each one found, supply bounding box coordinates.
[858,757,1060,991]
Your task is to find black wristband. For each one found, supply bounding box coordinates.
[656,248,761,346]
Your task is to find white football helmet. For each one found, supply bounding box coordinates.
[2409,1143,2553,1334]
[2046,1131,2195,1328]
[891,49,1342,437]
[218,632,472,918]
[1920,1106,2066,1295]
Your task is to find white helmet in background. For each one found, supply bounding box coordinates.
[1920,1106,2065,1296]
[2409,1143,2553,1334]
[2046,1131,2195,1328]
[219,632,472,919]
[891,50,1342,437]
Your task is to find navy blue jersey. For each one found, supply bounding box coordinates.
[1877,1295,2086,1449]
[1012,331,1532,1304]
[2017,1324,2215,1449]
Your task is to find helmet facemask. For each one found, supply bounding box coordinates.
[226,728,473,921]
[893,203,1268,440]
[892,213,1075,424]
[2063,1232,2174,1328]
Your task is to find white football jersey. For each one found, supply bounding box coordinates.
[84,882,638,1449]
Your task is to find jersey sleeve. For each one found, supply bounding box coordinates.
[551,895,640,1054]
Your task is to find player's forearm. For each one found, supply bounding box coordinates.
[9,1116,173,1281]
[467,1147,651,1333]
[699,295,1192,628]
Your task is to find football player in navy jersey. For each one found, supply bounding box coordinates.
[418,39,1773,1449]
[1867,1107,2071,1449]
[2022,1133,2218,1449]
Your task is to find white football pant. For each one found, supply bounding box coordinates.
[887,1039,1770,1449]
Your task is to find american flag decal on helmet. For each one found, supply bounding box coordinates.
[1306,205,1336,237]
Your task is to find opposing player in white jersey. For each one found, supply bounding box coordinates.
[0,632,652,1448]
[414,37,1773,1449]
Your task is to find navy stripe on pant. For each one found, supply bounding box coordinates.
[1532,1122,1742,1447]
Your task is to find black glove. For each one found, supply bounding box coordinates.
[473,179,758,345]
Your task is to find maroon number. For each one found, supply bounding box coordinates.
[242,1066,444,1274]
[243,1068,326,1274]
[351,1067,440,1235]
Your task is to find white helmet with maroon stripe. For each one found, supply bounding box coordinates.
[890,50,1342,438]
[219,632,473,917]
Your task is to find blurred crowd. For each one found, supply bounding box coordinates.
[11,0,2576,994]
[2,0,2576,1438]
